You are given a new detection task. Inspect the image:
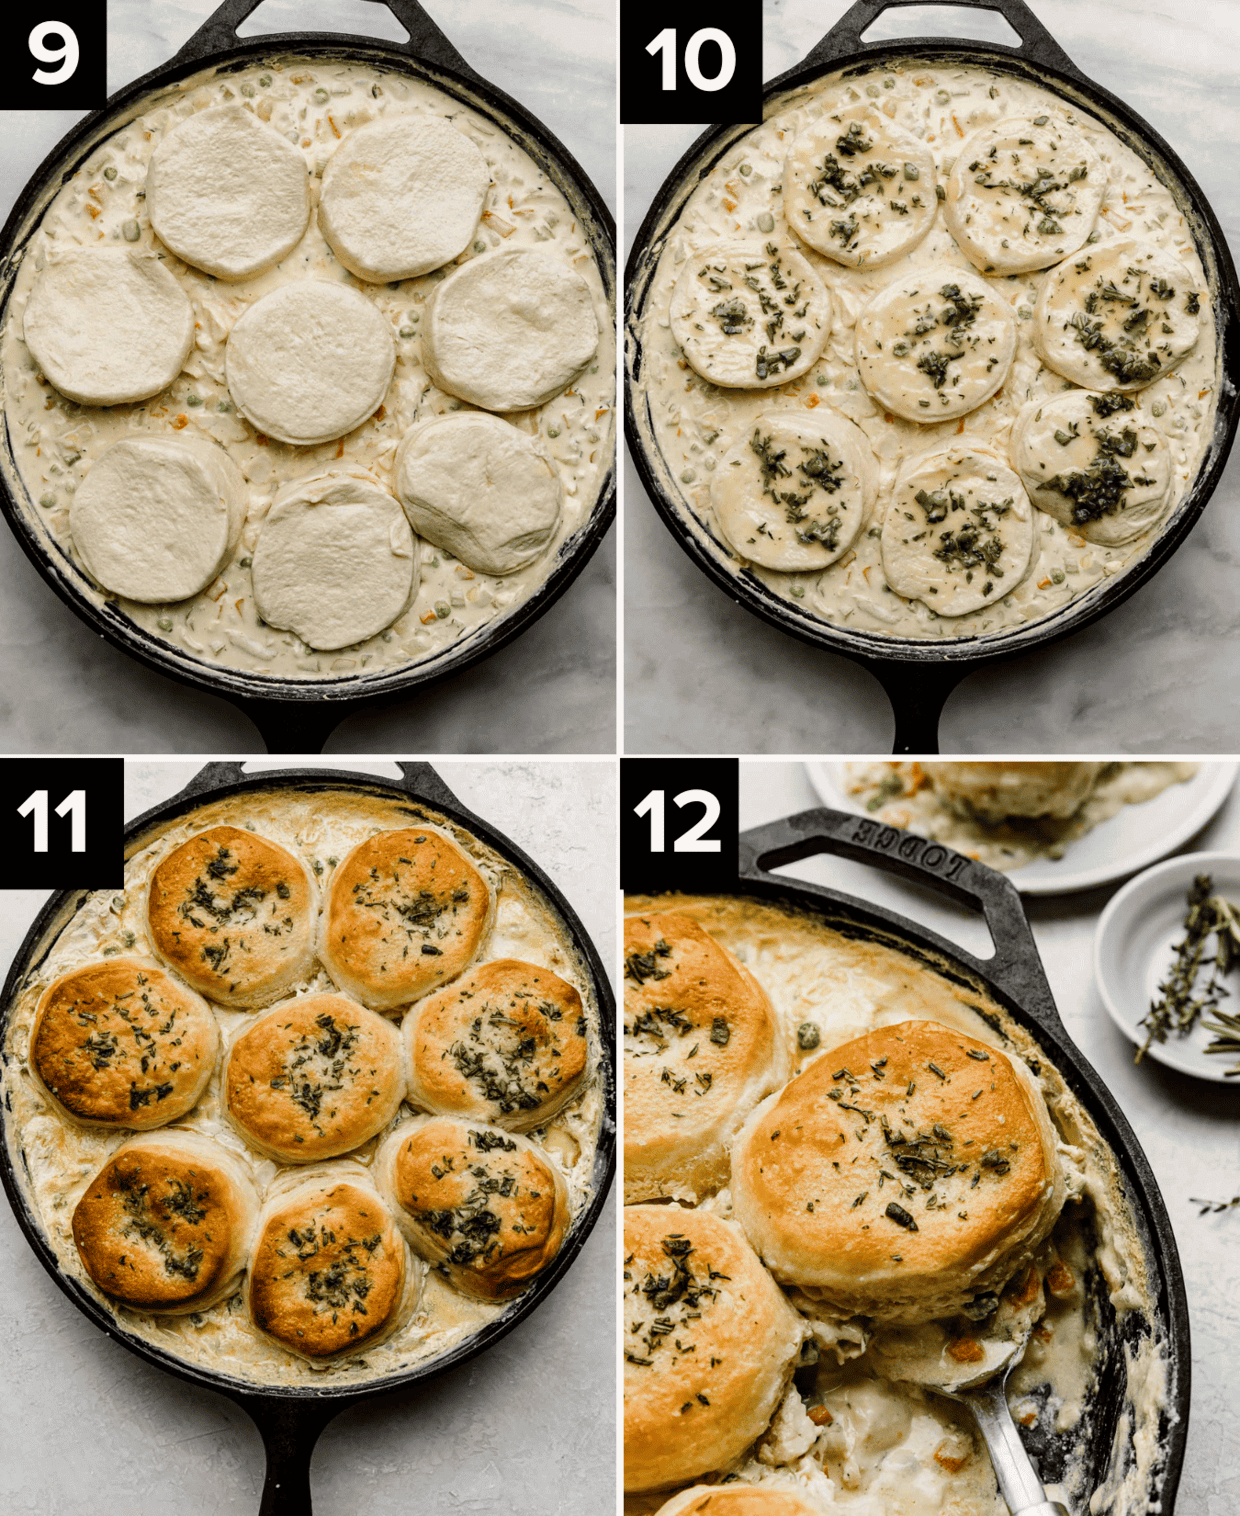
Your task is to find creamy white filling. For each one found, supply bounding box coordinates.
[0,55,615,680]
[633,62,1218,642]
[2,789,605,1389]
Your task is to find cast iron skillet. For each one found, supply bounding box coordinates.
[625,0,1240,753]
[629,806,1189,1511]
[0,760,617,1515]
[0,0,616,754]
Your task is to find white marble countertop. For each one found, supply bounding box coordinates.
[0,0,616,755]
[0,757,616,1514]
[738,760,1240,1512]
[624,0,1240,755]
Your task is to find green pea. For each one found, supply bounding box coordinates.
[757,211,775,233]
[1051,568,1066,584]
[157,615,173,631]
[187,394,203,407]
[936,89,950,104]
[399,325,415,337]
[239,556,253,568]
[103,166,117,181]
[473,240,486,253]
[866,85,880,97]
[1151,401,1166,417]
[217,399,233,412]
[434,601,451,619]
[122,219,140,241]
[680,468,696,484]
[314,87,329,103]
[797,1022,820,1050]
[903,163,919,181]
[739,163,752,177]
[790,583,805,599]
[240,83,255,97]
[547,425,561,438]
[39,493,56,507]
[259,74,272,87]
[371,83,383,98]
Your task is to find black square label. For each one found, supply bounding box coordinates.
[621,1,762,126]
[0,758,123,888]
[621,758,739,895]
[5,3,107,111]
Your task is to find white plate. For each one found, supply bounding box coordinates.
[804,762,1237,895]
[1094,851,1240,1082]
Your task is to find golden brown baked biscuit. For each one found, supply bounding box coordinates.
[30,958,219,1128]
[146,826,316,1008]
[730,1020,1066,1324]
[319,827,492,1012]
[71,1132,259,1313]
[624,913,788,1204]
[377,1115,569,1300]
[224,992,405,1163]
[403,958,588,1132]
[624,1205,805,1493]
[247,1174,415,1359]
[923,762,1105,821]
[653,1489,824,1516]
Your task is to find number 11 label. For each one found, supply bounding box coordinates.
[1,759,122,888]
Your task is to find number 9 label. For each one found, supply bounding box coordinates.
[8,8,105,108]
[30,21,80,85]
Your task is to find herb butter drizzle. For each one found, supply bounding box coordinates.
[633,62,1218,641]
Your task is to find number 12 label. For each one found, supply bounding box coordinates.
[621,759,739,893]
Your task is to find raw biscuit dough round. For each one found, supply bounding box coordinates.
[711,407,876,571]
[881,446,1036,616]
[946,116,1106,274]
[785,109,938,268]
[669,244,831,389]
[421,247,599,411]
[1011,391,1171,545]
[251,470,416,650]
[225,282,396,446]
[393,412,562,575]
[146,103,311,281]
[22,249,195,406]
[69,435,247,603]
[319,116,490,281]
[1032,236,1202,391]
[855,264,1017,422]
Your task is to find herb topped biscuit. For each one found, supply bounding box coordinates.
[145,826,317,1009]
[72,1131,259,1314]
[30,957,218,1129]
[624,912,788,1205]
[730,1019,1068,1323]
[224,992,405,1164]
[403,957,588,1132]
[320,826,493,1012]
[623,1204,806,1494]
[653,1488,823,1516]
[246,1174,416,1360]
[377,1115,569,1300]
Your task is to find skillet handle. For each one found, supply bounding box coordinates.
[737,805,1063,1033]
[233,698,347,756]
[394,760,466,813]
[865,659,968,755]
[799,0,1087,81]
[232,1396,341,1516]
[171,0,481,82]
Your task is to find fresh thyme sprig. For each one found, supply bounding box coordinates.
[1202,1006,1240,1076]
[1190,1195,1240,1215]
[1136,874,1240,1067]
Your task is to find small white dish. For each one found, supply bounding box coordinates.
[1094,851,1240,1082]
[805,762,1237,896]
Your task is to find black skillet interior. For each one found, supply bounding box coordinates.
[0,760,617,1516]
[672,804,1189,1509]
[0,0,617,755]
[624,0,1240,753]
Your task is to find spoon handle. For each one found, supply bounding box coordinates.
[962,1380,1071,1516]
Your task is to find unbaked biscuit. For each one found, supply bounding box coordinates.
[30,958,219,1129]
[624,1204,805,1493]
[319,827,493,1012]
[250,469,416,650]
[318,116,490,282]
[224,992,405,1163]
[376,1115,568,1300]
[72,1131,259,1313]
[225,282,396,445]
[145,826,317,1009]
[624,912,787,1204]
[403,958,587,1132]
[246,1173,415,1359]
[147,103,310,281]
[730,1019,1067,1323]
[22,249,195,407]
[421,246,599,411]
[70,435,247,603]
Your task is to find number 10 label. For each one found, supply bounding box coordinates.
[620,2,761,125]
